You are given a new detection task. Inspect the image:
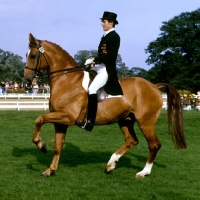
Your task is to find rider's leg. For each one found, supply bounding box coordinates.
[85,66,108,131]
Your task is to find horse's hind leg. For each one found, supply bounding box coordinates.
[107,114,138,172]
[42,123,67,177]
[135,121,161,178]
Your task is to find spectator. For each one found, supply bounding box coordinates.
[32,78,38,94]
[9,81,13,89]
[25,83,32,94]
[1,81,5,94]
[0,81,2,94]
[14,82,19,90]
[44,83,50,93]
[5,82,9,93]
[39,84,45,93]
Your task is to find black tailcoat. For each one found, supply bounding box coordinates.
[94,31,123,95]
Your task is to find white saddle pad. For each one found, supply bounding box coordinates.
[82,71,122,101]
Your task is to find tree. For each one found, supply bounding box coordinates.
[115,54,131,77]
[74,50,98,66]
[74,50,133,77]
[145,8,200,93]
[129,67,148,78]
[117,62,131,77]
[0,49,25,82]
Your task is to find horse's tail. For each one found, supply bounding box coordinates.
[156,83,187,149]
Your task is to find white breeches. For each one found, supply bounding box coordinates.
[88,64,108,95]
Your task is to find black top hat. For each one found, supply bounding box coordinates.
[100,11,118,24]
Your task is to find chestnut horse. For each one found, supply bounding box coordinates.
[24,33,186,178]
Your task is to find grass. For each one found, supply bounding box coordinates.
[0,110,200,200]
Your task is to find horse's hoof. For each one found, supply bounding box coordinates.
[135,174,145,179]
[41,169,55,177]
[40,173,50,178]
[107,163,116,172]
[40,143,47,154]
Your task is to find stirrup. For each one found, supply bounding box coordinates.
[83,120,94,132]
[75,121,85,128]
[76,120,91,129]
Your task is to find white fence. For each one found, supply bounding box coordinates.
[0,94,49,110]
[0,101,49,110]
[0,93,167,111]
[0,93,199,111]
[0,93,50,99]
[0,93,166,100]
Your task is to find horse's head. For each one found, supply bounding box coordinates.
[24,33,49,84]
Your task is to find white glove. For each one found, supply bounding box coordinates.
[85,58,94,65]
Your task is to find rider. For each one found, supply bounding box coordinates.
[84,11,123,132]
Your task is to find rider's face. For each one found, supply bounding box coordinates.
[101,20,113,31]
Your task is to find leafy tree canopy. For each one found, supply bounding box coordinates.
[145,8,200,92]
[74,50,98,66]
[74,50,147,79]
[0,49,25,83]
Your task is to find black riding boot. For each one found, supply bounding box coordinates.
[85,94,97,132]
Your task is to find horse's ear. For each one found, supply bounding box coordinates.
[29,33,37,45]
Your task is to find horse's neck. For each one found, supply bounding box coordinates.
[45,41,77,71]
[44,41,84,93]
[49,71,84,99]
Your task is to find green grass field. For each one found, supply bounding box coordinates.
[0,110,200,200]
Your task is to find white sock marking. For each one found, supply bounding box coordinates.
[136,162,153,176]
[107,153,121,165]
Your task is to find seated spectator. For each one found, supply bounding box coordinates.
[1,81,5,94]
[14,82,19,90]
[5,82,9,93]
[32,78,38,94]
[44,83,50,93]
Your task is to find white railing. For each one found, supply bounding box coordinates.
[0,101,49,110]
[0,93,167,99]
[0,93,166,111]
[0,93,50,99]
[0,93,199,111]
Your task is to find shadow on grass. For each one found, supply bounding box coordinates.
[129,153,166,169]
[12,142,165,172]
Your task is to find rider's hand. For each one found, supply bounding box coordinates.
[85,58,95,66]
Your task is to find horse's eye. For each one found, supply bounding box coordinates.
[30,55,36,59]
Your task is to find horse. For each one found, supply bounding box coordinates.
[24,33,187,178]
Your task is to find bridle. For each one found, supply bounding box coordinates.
[25,40,49,78]
[25,40,84,81]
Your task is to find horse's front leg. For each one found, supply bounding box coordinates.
[42,123,67,177]
[32,115,47,153]
[32,112,75,153]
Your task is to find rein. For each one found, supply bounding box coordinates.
[40,66,84,81]
[25,40,86,81]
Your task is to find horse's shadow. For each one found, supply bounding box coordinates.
[12,142,166,172]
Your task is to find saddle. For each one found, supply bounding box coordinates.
[87,70,121,102]
[75,70,122,127]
